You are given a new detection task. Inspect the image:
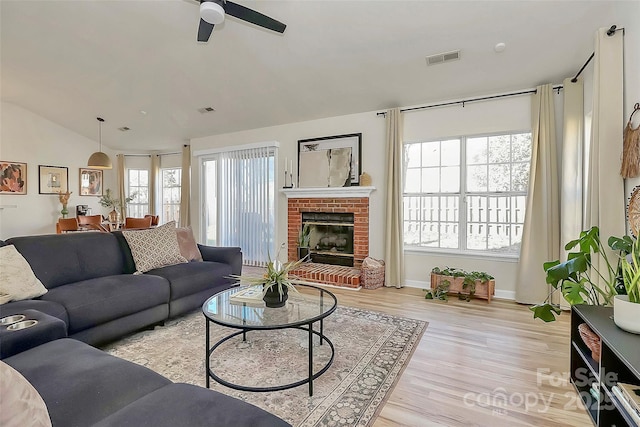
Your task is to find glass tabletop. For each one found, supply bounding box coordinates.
[202,284,337,329]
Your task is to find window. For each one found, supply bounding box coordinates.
[202,145,276,266]
[161,168,181,224]
[403,132,532,256]
[127,169,149,217]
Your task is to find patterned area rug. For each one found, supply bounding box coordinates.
[103,306,427,427]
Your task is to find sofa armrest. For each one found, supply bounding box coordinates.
[0,309,67,359]
[197,245,242,275]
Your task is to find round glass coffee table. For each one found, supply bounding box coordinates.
[202,284,337,396]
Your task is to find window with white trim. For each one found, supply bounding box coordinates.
[161,168,181,224]
[127,169,149,217]
[403,132,532,256]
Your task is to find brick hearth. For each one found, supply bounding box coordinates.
[287,197,369,268]
[290,263,361,289]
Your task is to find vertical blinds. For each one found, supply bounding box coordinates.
[217,145,275,266]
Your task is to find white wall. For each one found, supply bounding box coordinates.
[190,95,556,297]
[190,110,387,261]
[0,102,117,239]
[614,6,640,203]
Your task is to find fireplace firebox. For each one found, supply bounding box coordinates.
[301,212,354,267]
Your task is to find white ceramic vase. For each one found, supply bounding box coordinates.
[613,295,640,334]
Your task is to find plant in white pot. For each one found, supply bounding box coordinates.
[617,237,640,334]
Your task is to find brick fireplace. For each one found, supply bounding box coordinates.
[285,189,372,269]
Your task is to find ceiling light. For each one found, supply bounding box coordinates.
[87,117,113,169]
[200,1,225,25]
[494,43,506,53]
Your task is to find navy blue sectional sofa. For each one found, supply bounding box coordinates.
[0,231,291,427]
[0,231,241,346]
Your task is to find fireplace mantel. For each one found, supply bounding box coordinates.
[280,186,376,199]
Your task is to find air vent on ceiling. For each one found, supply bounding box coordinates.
[198,107,216,114]
[118,126,131,132]
[426,50,460,66]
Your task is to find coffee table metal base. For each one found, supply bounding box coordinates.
[205,320,334,396]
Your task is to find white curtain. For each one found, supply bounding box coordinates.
[179,145,191,227]
[559,78,584,308]
[384,108,404,288]
[149,154,160,216]
[561,78,585,255]
[116,154,126,218]
[515,85,560,304]
[584,27,625,278]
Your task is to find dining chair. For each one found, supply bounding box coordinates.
[124,217,153,229]
[144,215,160,226]
[77,215,103,228]
[57,218,79,233]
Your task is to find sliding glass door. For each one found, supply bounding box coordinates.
[201,145,276,266]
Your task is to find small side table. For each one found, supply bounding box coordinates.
[0,309,67,359]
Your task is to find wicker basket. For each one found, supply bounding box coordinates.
[578,323,601,362]
[361,257,385,290]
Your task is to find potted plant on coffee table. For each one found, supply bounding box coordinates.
[297,223,311,261]
[231,244,305,308]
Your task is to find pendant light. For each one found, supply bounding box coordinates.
[87,117,112,169]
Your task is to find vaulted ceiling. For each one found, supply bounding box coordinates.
[0,1,631,151]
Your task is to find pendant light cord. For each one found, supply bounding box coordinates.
[97,117,105,151]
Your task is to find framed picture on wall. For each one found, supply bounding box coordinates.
[38,165,68,194]
[0,161,27,194]
[79,168,103,196]
[298,133,362,187]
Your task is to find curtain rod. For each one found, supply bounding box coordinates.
[377,24,623,117]
[376,85,563,117]
[571,25,623,82]
[123,152,180,157]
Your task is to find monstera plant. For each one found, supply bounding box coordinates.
[530,226,632,322]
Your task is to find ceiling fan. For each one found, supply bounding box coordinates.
[196,0,286,42]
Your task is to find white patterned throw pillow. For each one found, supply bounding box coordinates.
[0,245,48,304]
[122,221,188,274]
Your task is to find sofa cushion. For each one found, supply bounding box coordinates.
[0,245,48,303]
[0,361,52,427]
[123,222,188,273]
[40,275,170,333]
[176,226,203,262]
[147,261,233,300]
[94,383,291,427]
[5,338,171,427]
[6,233,125,289]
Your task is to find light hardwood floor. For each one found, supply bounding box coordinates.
[321,285,591,427]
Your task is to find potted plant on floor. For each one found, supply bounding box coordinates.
[430,267,495,302]
[616,236,640,333]
[424,280,450,301]
[530,226,632,322]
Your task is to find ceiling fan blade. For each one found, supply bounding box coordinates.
[224,1,286,33]
[197,18,215,42]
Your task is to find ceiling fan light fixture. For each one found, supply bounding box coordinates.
[200,1,225,25]
[88,117,113,170]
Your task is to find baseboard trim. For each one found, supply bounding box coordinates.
[404,279,515,301]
